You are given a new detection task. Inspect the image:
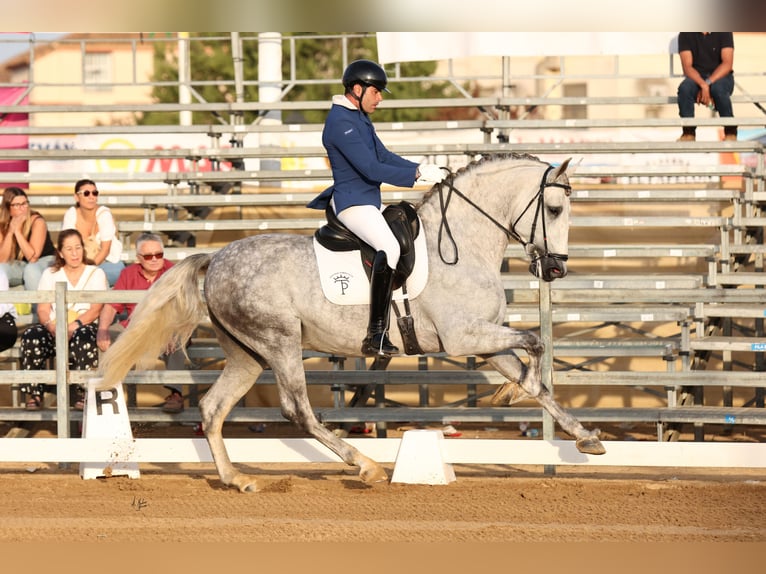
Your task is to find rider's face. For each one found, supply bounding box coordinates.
[356,84,383,114]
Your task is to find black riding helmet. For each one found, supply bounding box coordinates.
[342,59,391,94]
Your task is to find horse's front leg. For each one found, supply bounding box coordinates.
[439,320,604,455]
[483,351,605,455]
[438,320,544,403]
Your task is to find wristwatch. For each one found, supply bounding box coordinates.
[705,78,712,85]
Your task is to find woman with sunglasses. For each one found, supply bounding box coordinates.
[19,229,107,410]
[0,187,57,290]
[61,179,124,286]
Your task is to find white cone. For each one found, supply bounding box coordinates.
[391,429,456,485]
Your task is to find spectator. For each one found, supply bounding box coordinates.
[62,179,124,286]
[19,229,107,411]
[0,267,18,353]
[677,32,736,142]
[97,232,185,414]
[0,187,56,290]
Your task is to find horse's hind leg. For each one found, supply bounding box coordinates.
[484,353,605,455]
[199,336,265,492]
[270,347,388,484]
[486,350,537,406]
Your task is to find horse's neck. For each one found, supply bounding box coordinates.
[419,188,510,269]
[418,160,548,270]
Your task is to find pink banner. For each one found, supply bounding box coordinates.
[0,87,29,188]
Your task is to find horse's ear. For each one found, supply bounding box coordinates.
[560,156,584,178]
[552,157,573,178]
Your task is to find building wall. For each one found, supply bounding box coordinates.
[25,38,156,126]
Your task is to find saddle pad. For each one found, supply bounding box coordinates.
[313,230,428,305]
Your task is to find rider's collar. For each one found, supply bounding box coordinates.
[333,94,358,111]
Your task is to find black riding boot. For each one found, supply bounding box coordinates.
[361,251,399,356]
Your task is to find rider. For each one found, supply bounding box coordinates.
[307,59,445,356]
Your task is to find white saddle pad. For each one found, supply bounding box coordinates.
[313,230,428,305]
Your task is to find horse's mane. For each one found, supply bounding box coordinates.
[415,152,545,209]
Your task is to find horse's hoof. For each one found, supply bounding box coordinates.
[490,382,530,406]
[576,436,606,455]
[230,474,259,493]
[359,464,388,484]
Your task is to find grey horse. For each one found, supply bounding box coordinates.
[98,153,605,493]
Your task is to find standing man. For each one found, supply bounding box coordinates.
[307,59,445,356]
[97,232,185,413]
[677,32,736,142]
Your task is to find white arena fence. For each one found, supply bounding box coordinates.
[0,280,765,471]
[1,437,765,470]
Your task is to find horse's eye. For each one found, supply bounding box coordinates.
[547,205,562,218]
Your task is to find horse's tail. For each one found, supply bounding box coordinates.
[97,253,212,390]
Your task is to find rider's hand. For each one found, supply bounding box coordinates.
[417,163,446,184]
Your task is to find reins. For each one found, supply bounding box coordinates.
[435,162,571,265]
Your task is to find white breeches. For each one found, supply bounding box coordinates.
[333,201,400,269]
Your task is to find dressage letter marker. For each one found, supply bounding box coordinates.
[79,379,140,480]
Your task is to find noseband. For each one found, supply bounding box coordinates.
[436,163,572,274]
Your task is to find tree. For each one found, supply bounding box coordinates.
[136,33,471,126]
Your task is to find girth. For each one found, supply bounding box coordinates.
[314,201,420,290]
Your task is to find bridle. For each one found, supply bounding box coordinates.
[436,163,571,277]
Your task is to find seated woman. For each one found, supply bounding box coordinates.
[19,229,107,411]
[0,187,57,290]
[61,179,124,287]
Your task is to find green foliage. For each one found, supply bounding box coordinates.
[136,33,469,126]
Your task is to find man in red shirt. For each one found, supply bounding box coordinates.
[97,232,185,413]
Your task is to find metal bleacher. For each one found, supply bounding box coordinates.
[1,34,766,443]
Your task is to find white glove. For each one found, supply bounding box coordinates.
[417,163,446,184]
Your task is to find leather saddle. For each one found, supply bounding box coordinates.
[314,201,420,290]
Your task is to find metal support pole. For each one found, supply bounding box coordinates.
[257,32,283,183]
[498,56,511,143]
[54,282,70,442]
[178,33,192,127]
[231,32,245,106]
[539,278,556,476]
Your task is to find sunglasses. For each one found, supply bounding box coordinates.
[77,190,99,197]
[139,251,164,260]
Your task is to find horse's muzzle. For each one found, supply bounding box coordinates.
[529,254,568,282]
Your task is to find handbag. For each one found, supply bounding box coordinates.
[84,234,100,261]
[14,303,32,316]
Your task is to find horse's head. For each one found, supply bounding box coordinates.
[513,158,572,282]
[421,153,572,282]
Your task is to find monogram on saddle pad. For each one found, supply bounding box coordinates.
[312,201,428,305]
